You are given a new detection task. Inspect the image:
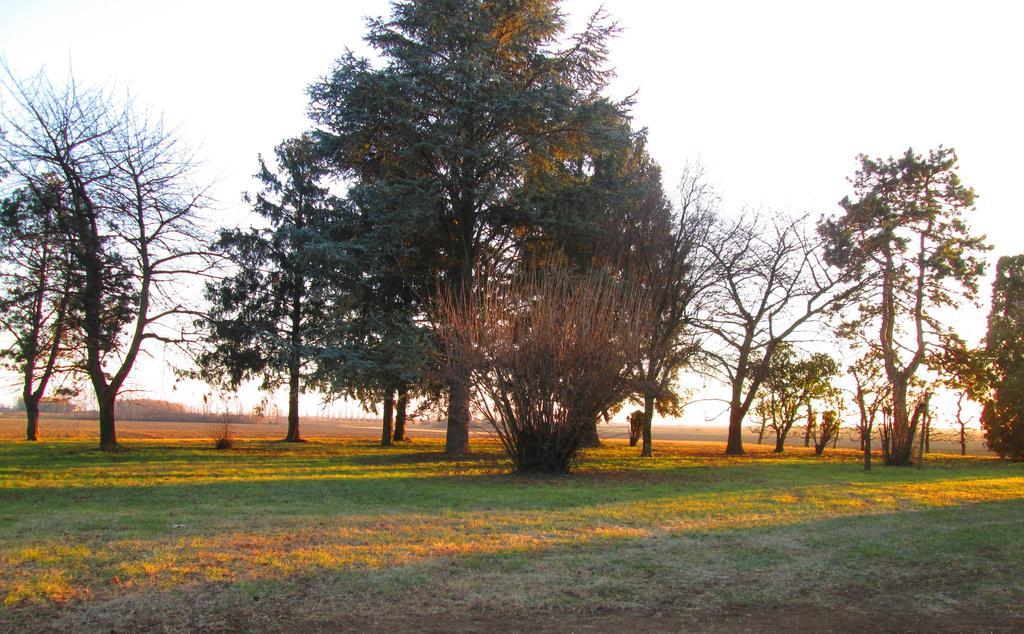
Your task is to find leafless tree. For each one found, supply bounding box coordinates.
[699,213,861,455]
[624,164,719,457]
[0,64,215,449]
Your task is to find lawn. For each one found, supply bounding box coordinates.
[1,437,1022,632]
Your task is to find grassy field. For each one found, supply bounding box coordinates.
[1,435,1022,632]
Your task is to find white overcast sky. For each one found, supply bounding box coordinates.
[2,0,1022,419]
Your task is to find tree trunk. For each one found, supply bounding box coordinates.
[382,391,394,446]
[445,368,471,455]
[804,407,814,447]
[774,429,786,453]
[916,395,930,469]
[863,426,872,471]
[757,421,766,445]
[24,395,40,442]
[628,414,641,447]
[726,405,745,455]
[957,395,967,456]
[98,390,118,450]
[284,365,302,442]
[393,388,408,442]
[886,380,915,466]
[579,418,601,448]
[640,393,655,457]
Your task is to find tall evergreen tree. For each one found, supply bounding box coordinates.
[308,0,628,455]
[980,255,1024,459]
[196,135,339,442]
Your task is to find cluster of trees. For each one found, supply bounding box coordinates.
[2,1,1021,469]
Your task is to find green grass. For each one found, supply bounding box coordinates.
[1,438,1023,631]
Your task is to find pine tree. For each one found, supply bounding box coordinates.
[980,255,1024,459]
[196,135,340,442]
[308,0,629,455]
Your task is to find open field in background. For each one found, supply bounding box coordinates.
[1,424,1021,632]
[0,414,994,455]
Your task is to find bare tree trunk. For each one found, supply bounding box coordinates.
[916,396,930,469]
[628,414,641,447]
[283,365,302,442]
[382,391,395,447]
[774,428,787,453]
[726,405,745,455]
[445,368,471,456]
[24,394,40,442]
[579,418,601,448]
[393,388,408,442]
[923,410,931,454]
[863,426,872,471]
[887,381,915,466]
[957,395,967,456]
[804,406,814,447]
[757,421,766,445]
[640,393,654,457]
[98,389,117,450]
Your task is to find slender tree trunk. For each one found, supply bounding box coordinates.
[757,421,766,445]
[284,365,301,442]
[924,411,931,453]
[804,406,814,447]
[628,414,641,447]
[393,388,408,441]
[917,396,930,469]
[98,389,117,450]
[24,395,40,442]
[445,368,470,455]
[726,405,745,455]
[957,395,967,456]
[640,393,655,457]
[864,425,872,471]
[284,265,304,442]
[382,391,395,447]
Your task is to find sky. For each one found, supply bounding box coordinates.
[1,0,1022,422]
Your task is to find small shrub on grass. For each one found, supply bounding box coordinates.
[435,263,648,474]
[214,422,234,450]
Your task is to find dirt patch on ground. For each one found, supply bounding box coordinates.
[318,602,1021,634]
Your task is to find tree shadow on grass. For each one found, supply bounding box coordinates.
[5,498,1023,633]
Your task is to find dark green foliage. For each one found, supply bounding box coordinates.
[196,135,341,442]
[981,255,1024,459]
[308,0,634,454]
[0,182,75,440]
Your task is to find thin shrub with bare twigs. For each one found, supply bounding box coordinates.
[433,264,649,473]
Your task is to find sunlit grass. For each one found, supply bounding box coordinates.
[1,437,1022,629]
